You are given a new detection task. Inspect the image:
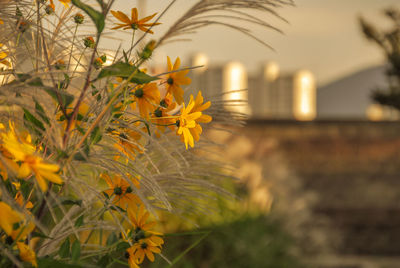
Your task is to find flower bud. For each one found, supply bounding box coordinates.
[45,4,55,15]
[55,59,66,70]
[74,13,84,24]
[93,57,104,69]
[139,40,156,60]
[83,36,95,48]
[100,54,107,63]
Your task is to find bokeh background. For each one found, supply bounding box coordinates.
[109,1,400,267]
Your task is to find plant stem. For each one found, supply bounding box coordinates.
[63,34,101,147]
[68,24,79,70]
[36,0,40,72]
[128,30,135,59]
[71,47,86,78]
[66,60,146,162]
[36,183,53,220]
[37,15,68,118]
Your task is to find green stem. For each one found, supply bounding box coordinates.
[66,59,147,161]
[71,47,86,78]
[128,30,135,59]
[36,0,40,72]
[16,33,21,47]
[68,24,79,70]
[152,122,177,127]
[23,39,35,70]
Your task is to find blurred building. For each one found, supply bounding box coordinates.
[188,54,400,121]
[248,64,316,120]
[188,54,316,119]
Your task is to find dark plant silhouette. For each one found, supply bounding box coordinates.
[360,8,400,111]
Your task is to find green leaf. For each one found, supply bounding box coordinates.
[96,0,104,6]
[34,99,50,125]
[106,233,118,246]
[71,0,105,33]
[13,73,42,86]
[23,108,45,132]
[96,62,158,84]
[15,74,44,87]
[73,144,90,161]
[27,77,44,87]
[102,191,110,199]
[61,199,83,207]
[97,255,111,267]
[123,50,129,63]
[31,231,52,239]
[12,222,20,230]
[19,180,31,200]
[116,241,130,252]
[71,240,81,262]
[38,258,82,268]
[58,238,70,258]
[90,126,102,144]
[75,215,84,227]
[13,74,74,108]
[44,88,74,108]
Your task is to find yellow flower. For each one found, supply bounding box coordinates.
[0,122,62,192]
[111,8,160,33]
[15,192,33,210]
[128,205,164,245]
[176,100,202,149]
[129,237,162,263]
[166,57,191,105]
[58,102,91,135]
[151,93,177,134]
[124,205,163,265]
[131,82,160,119]
[128,204,159,232]
[0,123,19,180]
[113,128,143,161]
[188,91,212,142]
[0,43,10,67]
[0,147,18,181]
[126,247,140,268]
[102,173,141,210]
[58,0,70,8]
[0,201,35,241]
[17,242,37,267]
[17,155,62,192]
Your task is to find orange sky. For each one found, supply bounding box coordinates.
[108,0,400,86]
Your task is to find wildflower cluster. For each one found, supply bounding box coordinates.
[0,1,212,267]
[0,0,286,266]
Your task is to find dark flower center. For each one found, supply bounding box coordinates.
[167,78,174,85]
[126,186,133,193]
[114,187,123,195]
[134,88,144,98]
[154,109,162,117]
[141,242,148,249]
[131,23,138,30]
[5,236,13,245]
[119,133,128,140]
[160,99,168,108]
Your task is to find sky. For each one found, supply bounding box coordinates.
[109,0,400,86]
